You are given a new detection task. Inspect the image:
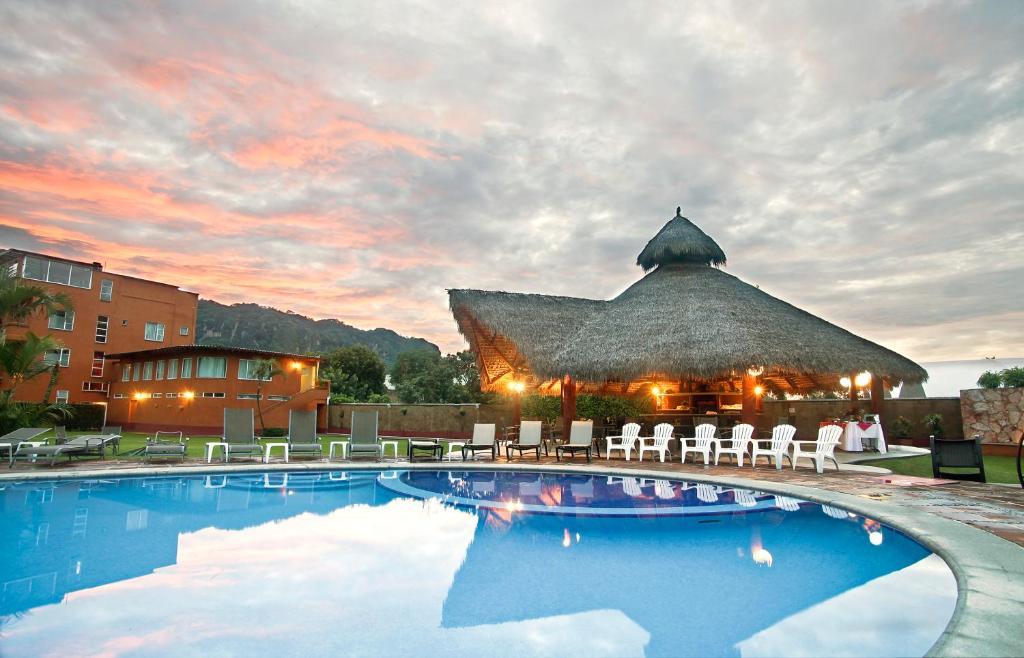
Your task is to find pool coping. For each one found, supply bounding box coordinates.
[2,462,1022,657]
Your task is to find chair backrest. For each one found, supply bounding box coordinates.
[288,410,318,444]
[731,424,754,444]
[770,424,797,451]
[930,436,986,482]
[620,423,641,447]
[349,410,380,446]
[0,427,49,443]
[54,426,67,442]
[733,489,757,508]
[694,423,716,447]
[101,425,122,436]
[816,424,843,455]
[518,421,543,447]
[154,431,183,443]
[654,479,675,499]
[567,420,594,447]
[652,423,673,448]
[696,483,718,503]
[223,409,255,444]
[622,477,642,496]
[471,423,496,446]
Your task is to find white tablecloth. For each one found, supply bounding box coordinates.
[841,422,886,453]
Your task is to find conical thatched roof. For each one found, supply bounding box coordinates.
[449,208,927,393]
[636,207,727,271]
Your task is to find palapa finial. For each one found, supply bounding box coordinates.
[676,206,681,216]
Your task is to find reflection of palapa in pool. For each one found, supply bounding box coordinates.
[440,504,931,658]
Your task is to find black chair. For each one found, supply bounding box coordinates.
[930,435,986,483]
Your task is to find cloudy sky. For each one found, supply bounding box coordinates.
[1,0,1021,360]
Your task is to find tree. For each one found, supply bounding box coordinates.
[0,332,72,434]
[999,367,1024,388]
[320,345,386,401]
[977,371,1002,389]
[390,350,486,404]
[0,268,71,345]
[249,358,283,433]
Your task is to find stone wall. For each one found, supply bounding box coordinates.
[960,388,1024,445]
[328,401,516,438]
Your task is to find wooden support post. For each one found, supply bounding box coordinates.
[741,374,757,426]
[561,374,576,439]
[512,392,522,428]
[870,375,885,414]
[848,374,858,406]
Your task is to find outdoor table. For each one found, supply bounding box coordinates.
[205,442,228,463]
[822,421,887,453]
[380,439,401,459]
[407,438,444,462]
[263,442,289,463]
[328,440,350,460]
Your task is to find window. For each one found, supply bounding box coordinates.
[48,310,75,331]
[165,392,177,399]
[122,319,128,326]
[238,359,274,381]
[95,316,109,343]
[55,390,69,403]
[99,279,113,302]
[113,393,125,399]
[44,348,71,367]
[144,322,165,342]
[132,364,140,381]
[267,395,291,401]
[152,393,163,399]
[166,359,178,380]
[6,262,16,277]
[201,392,225,398]
[155,360,165,380]
[197,357,227,378]
[181,358,192,378]
[142,362,153,381]
[121,364,131,382]
[91,351,104,377]
[22,256,93,289]
[237,393,261,400]
[180,326,190,336]
[82,382,108,392]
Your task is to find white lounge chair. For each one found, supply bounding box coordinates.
[732,489,758,508]
[750,424,796,470]
[654,479,675,500]
[461,423,497,460]
[792,424,843,473]
[696,483,719,503]
[638,423,673,462]
[608,476,643,497]
[556,420,595,462]
[680,423,716,465]
[606,423,640,461]
[714,423,754,466]
[821,505,848,519]
[506,421,545,460]
[774,495,801,512]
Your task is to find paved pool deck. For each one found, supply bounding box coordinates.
[3,447,1023,656]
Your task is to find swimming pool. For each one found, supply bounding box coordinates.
[0,470,956,657]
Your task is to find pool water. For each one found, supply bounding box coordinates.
[0,470,956,657]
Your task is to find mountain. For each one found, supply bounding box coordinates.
[195,299,440,364]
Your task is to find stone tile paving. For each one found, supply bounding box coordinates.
[6,453,1024,547]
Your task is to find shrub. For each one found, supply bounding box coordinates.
[977,371,1001,389]
[260,427,286,437]
[923,413,944,438]
[1000,367,1024,388]
[521,395,561,424]
[891,416,913,439]
[366,393,391,403]
[329,393,356,404]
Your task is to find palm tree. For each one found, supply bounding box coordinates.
[0,332,62,402]
[0,267,72,345]
[250,358,284,433]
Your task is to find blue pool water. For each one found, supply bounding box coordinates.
[0,470,956,657]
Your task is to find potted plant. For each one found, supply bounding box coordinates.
[923,413,944,438]
[891,416,912,439]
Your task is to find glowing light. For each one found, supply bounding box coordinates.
[752,547,773,567]
[651,386,661,396]
[290,361,303,371]
[869,530,883,546]
[747,366,764,377]
[575,532,581,543]
[855,372,872,387]
[181,391,195,400]
[132,392,149,401]
[562,528,571,548]
[508,380,525,394]
[753,385,764,396]
[839,377,852,388]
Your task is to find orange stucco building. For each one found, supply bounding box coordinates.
[105,346,329,434]
[1,249,198,405]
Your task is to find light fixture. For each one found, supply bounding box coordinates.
[181,390,195,400]
[651,386,661,396]
[855,372,872,388]
[132,392,149,401]
[752,547,773,567]
[508,380,525,393]
[753,385,764,396]
[839,377,852,388]
[747,366,764,377]
[869,530,883,546]
[290,361,303,371]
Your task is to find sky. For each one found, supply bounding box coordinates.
[1,0,1022,360]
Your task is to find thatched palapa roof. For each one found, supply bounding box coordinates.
[449,208,927,393]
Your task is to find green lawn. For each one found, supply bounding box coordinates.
[860,453,1021,485]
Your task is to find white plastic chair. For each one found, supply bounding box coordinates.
[714,423,754,466]
[680,424,716,464]
[792,424,843,473]
[606,423,641,461]
[654,479,675,500]
[732,489,758,508]
[821,505,848,519]
[638,423,674,462]
[750,424,796,470]
[608,476,643,497]
[696,483,719,503]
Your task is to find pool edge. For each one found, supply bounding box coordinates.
[2,461,1022,657]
